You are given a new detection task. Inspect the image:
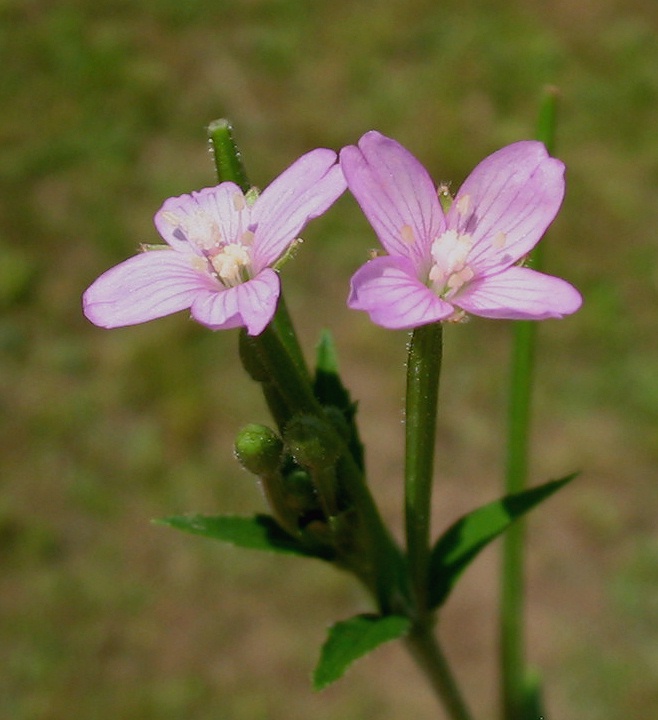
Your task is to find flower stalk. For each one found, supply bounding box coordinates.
[405,322,443,618]
[403,321,475,720]
[500,87,560,720]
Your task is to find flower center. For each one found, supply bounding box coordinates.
[428,230,474,298]
[172,192,256,287]
[207,242,251,286]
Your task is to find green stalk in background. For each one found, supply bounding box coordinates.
[499,87,559,720]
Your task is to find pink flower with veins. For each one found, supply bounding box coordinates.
[341,131,582,329]
[83,148,346,336]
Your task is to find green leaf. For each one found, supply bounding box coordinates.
[313,614,411,690]
[157,513,323,559]
[428,474,576,608]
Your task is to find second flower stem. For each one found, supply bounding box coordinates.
[404,323,475,720]
[405,322,443,618]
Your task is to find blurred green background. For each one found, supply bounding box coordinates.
[2,0,658,718]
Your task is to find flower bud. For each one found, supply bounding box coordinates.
[282,468,320,516]
[322,405,351,442]
[234,424,283,476]
[283,415,342,471]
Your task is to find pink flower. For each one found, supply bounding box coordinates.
[340,131,582,329]
[83,149,346,336]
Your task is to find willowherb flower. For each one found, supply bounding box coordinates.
[83,149,346,336]
[340,131,582,329]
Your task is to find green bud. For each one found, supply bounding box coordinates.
[207,118,250,193]
[284,414,342,471]
[322,405,351,442]
[234,424,283,476]
[282,468,320,515]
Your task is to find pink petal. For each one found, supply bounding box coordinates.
[251,149,346,269]
[154,183,247,252]
[447,141,565,275]
[340,131,445,263]
[455,266,582,320]
[191,268,280,336]
[83,250,213,328]
[348,255,454,330]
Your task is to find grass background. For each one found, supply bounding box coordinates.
[3,0,658,717]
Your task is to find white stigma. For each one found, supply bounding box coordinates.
[429,229,474,298]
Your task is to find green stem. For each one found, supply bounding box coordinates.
[404,324,474,719]
[269,293,310,383]
[500,87,558,720]
[405,322,443,618]
[406,622,475,720]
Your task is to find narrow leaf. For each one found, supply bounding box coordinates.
[428,474,576,608]
[157,514,321,558]
[313,614,411,690]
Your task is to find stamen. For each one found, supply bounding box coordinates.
[191,256,208,273]
[446,265,474,291]
[493,231,507,249]
[456,194,471,216]
[162,211,181,226]
[400,225,415,245]
[446,309,468,324]
[232,193,246,212]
